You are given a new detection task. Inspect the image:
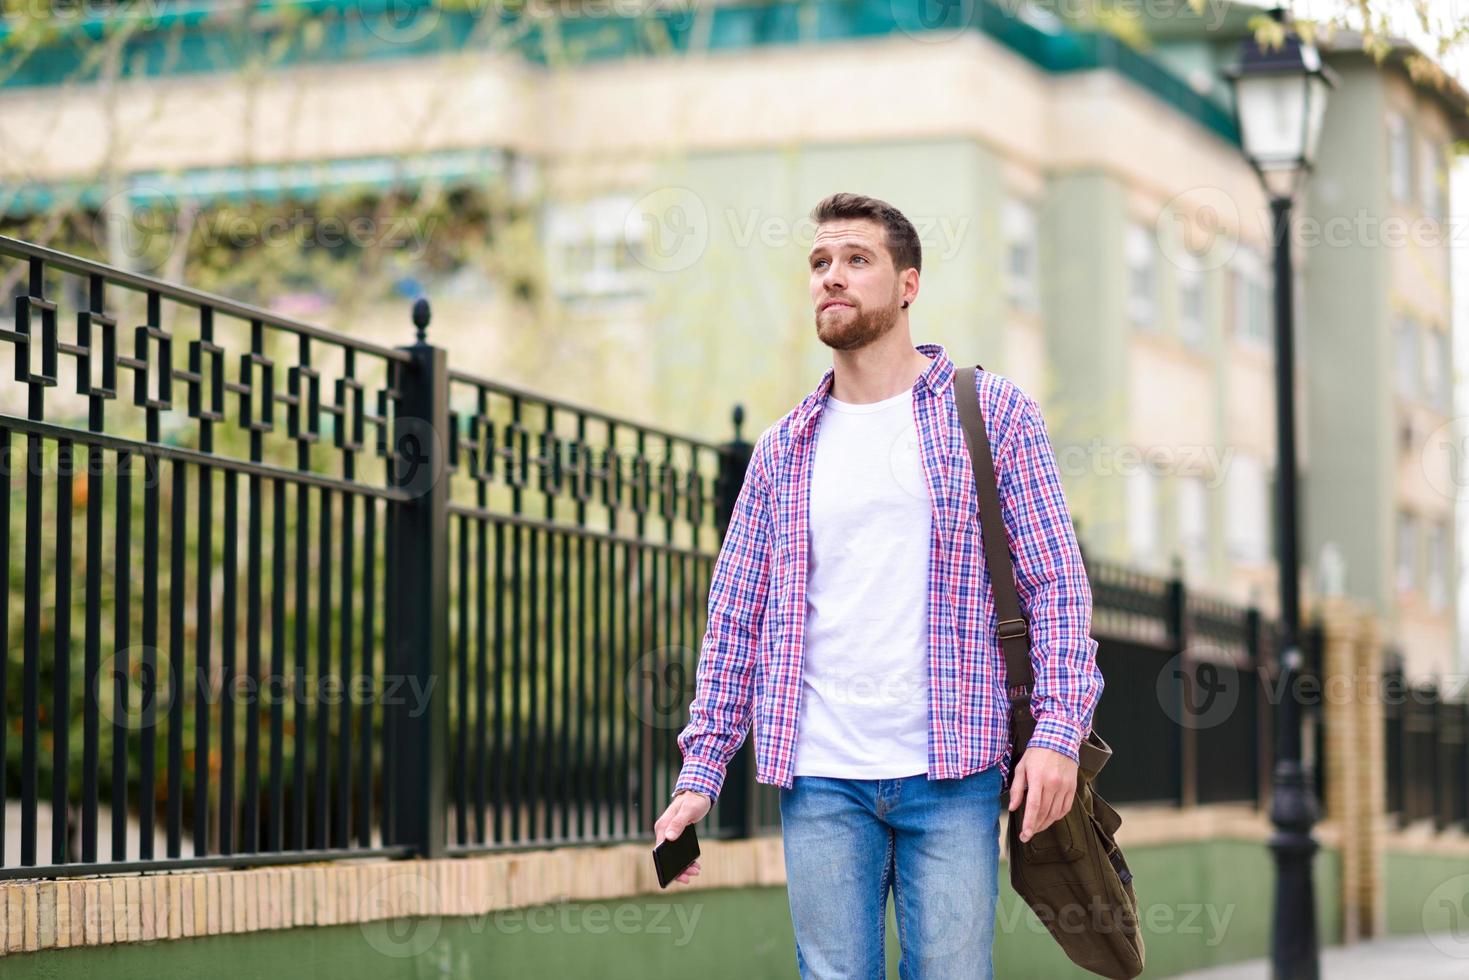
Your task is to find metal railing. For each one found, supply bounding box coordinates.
[1382,652,1469,830]
[0,235,747,878]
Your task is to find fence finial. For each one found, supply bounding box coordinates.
[412,297,431,343]
[730,403,745,442]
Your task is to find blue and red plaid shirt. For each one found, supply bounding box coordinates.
[673,343,1103,804]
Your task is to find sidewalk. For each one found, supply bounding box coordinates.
[1168,933,1469,978]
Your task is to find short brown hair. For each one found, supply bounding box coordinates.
[808,192,922,276]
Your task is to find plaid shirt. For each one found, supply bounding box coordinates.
[672,343,1103,805]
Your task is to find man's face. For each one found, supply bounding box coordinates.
[808,218,905,352]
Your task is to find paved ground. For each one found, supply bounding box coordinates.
[1169,933,1469,978]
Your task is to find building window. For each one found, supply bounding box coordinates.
[1178,474,1209,581]
[1388,110,1413,204]
[545,194,646,301]
[1419,136,1443,221]
[1003,197,1040,313]
[1127,223,1157,329]
[1225,453,1269,564]
[1426,519,1449,610]
[1396,509,1420,592]
[1178,263,1207,349]
[1423,326,1451,411]
[1231,245,1269,347]
[1126,467,1162,569]
[1394,316,1420,399]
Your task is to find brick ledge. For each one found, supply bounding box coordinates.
[0,801,1382,957]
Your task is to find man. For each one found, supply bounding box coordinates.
[652,192,1103,978]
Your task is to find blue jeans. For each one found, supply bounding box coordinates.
[778,764,1004,980]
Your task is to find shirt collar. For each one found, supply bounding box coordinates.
[792,342,955,436]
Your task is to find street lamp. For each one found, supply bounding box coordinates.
[1224,7,1337,980]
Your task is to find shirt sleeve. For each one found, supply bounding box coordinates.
[994,396,1104,762]
[671,438,773,806]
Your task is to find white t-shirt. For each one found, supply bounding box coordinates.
[791,385,932,779]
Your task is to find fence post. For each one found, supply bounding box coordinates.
[712,404,753,839]
[1166,562,1196,808]
[1245,605,1268,809]
[386,298,450,858]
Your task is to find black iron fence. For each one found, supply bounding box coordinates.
[0,235,751,878]
[1382,651,1469,830]
[1,233,1398,884]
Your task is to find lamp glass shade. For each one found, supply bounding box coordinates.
[1229,30,1334,199]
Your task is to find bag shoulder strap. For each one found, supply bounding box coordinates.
[953,365,1035,718]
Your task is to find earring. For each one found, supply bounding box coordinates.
[901,300,909,309]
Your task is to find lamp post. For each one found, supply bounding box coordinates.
[1224,8,1337,980]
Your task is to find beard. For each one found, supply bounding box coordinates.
[814,288,901,351]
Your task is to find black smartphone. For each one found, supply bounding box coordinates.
[652,823,700,888]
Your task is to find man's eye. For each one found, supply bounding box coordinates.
[852,255,866,263]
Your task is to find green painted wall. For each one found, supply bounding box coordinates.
[1384,849,1469,938]
[1040,171,1131,560]
[1300,63,1395,618]
[0,837,1341,979]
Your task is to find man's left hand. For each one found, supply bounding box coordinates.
[1007,746,1079,842]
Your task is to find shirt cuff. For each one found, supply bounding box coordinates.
[672,756,725,806]
[1027,711,1086,763]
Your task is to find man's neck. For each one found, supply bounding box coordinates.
[829,339,932,405]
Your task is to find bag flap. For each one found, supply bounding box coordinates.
[1078,729,1112,779]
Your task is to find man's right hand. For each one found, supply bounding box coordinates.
[653,790,712,885]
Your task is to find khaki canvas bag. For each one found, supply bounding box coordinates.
[955,364,1146,980]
